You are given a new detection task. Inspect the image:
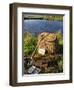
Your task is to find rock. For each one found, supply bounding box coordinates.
[28,66,36,74]
[37,32,58,56]
[27,65,41,74]
[32,68,41,74]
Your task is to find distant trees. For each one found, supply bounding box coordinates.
[24,15,63,21]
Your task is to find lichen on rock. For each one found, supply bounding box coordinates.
[37,32,58,55]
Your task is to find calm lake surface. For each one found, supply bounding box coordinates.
[24,20,63,34]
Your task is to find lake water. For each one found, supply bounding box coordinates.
[24,20,63,34]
